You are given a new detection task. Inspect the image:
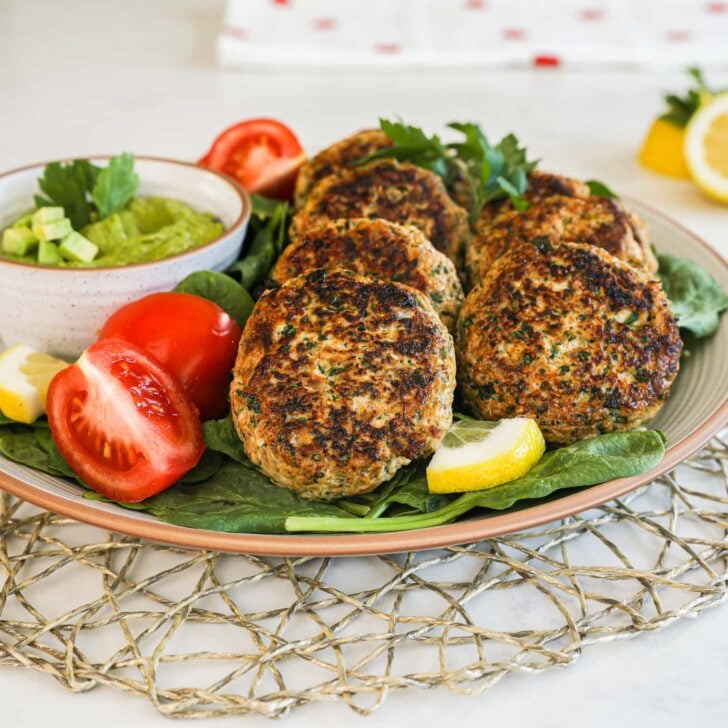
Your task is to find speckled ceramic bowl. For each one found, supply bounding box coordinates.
[0,156,250,359]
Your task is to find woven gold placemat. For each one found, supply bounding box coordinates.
[1,434,726,720]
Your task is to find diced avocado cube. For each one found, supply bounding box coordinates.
[38,240,62,265]
[12,213,34,229]
[59,231,98,264]
[32,206,65,226]
[2,227,38,256]
[33,217,72,242]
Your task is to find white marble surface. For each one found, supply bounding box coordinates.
[1,1,727,726]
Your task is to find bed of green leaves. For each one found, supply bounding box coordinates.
[0,410,666,534]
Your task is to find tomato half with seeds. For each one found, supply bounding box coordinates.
[198,118,306,200]
[47,339,204,503]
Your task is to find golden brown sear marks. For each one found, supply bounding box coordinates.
[272,217,464,332]
[467,194,654,286]
[457,240,681,444]
[290,159,471,268]
[294,129,393,208]
[230,268,456,500]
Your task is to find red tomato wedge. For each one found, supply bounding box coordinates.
[198,118,306,200]
[47,339,204,503]
[99,292,241,421]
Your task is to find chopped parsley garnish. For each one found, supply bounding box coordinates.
[357,119,538,224]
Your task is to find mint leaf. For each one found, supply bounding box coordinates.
[92,153,139,219]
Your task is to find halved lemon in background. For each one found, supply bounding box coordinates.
[684,94,728,203]
[0,345,69,424]
[639,117,691,178]
[427,417,545,494]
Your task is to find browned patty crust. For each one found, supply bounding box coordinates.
[467,194,655,286]
[271,217,464,332]
[457,240,681,444]
[294,129,393,208]
[290,159,471,268]
[231,268,456,500]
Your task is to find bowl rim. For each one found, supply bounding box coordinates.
[0,155,251,273]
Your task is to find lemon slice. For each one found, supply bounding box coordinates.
[0,345,69,424]
[684,93,728,203]
[427,417,545,494]
[639,117,691,179]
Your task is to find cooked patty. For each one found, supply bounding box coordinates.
[294,129,393,208]
[230,268,456,500]
[272,217,463,332]
[457,240,681,444]
[466,194,655,286]
[290,159,471,268]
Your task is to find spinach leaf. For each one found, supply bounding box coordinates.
[175,270,254,328]
[657,253,728,338]
[92,152,139,219]
[586,179,618,199]
[229,195,290,292]
[0,424,76,479]
[178,449,222,484]
[285,430,666,533]
[102,460,350,533]
[202,416,248,464]
[366,461,451,518]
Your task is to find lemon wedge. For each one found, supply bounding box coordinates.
[427,417,545,494]
[0,345,69,424]
[639,117,691,178]
[684,93,728,203]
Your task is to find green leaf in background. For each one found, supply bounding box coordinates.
[229,195,290,292]
[285,430,666,533]
[660,67,722,128]
[175,270,254,328]
[92,152,139,219]
[586,179,618,199]
[657,253,728,339]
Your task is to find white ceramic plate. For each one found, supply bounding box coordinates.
[1,199,727,556]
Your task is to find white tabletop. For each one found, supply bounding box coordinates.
[2,1,728,726]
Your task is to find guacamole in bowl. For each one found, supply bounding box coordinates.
[1,155,225,268]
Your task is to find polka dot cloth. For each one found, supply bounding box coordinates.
[218,0,728,69]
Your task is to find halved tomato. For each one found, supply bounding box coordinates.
[198,118,306,200]
[47,339,204,502]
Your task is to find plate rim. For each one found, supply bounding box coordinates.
[1,197,727,557]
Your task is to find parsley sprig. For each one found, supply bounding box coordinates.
[358,119,538,224]
[35,153,139,229]
[660,67,722,128]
